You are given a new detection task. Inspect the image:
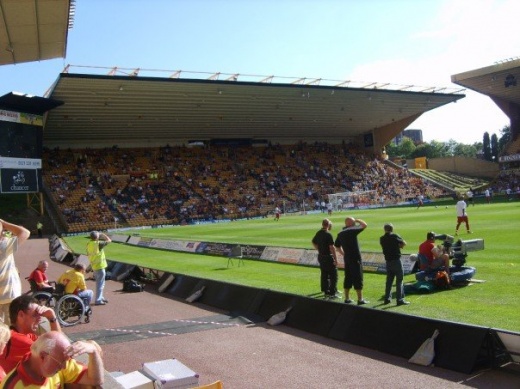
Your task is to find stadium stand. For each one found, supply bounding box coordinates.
[43,142,450,233]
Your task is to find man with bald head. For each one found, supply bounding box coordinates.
[28,260,55,293]
[2,330,104,387]
[334,216,369,305]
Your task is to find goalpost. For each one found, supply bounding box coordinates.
[327,190,377,211]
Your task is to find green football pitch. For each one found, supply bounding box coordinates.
[64,198,520,333]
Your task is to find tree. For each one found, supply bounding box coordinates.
[497,125,511,155]
[491,133,499,161]
[453,143,479,158]
[483,132,492,161]
[385,137,416,159]
[412,140,449,159]
[399,137,416,157]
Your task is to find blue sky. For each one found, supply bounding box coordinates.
[1,0,517,144]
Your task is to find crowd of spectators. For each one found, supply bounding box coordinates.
[43,142,448,233]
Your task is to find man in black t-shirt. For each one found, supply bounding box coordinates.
[312,219,339,299]
[380,223,409,306]
[334,217,368,305]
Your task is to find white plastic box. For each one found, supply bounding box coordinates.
[142,359,199,389]
[115,370,155,389]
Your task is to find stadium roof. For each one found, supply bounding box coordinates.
[0,91,63,115]
[42,66,465,148]
[0,0,74,65]
[451,57,520,115]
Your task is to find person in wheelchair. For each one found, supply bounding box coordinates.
[27,260,55,293]
[418,231,450,275]
[57,263,94,310]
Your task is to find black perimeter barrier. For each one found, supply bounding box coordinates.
[46,236,516,375]
[158,271,514,374]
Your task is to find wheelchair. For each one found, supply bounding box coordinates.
[27,279,92,327]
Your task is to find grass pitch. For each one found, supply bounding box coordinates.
[64,198,520,332]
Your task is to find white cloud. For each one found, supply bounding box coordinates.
[347,0,516,144]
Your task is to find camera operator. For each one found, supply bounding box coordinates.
[418,232,450,274]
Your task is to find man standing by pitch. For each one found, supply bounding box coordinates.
[334,217,369,305]
[312,219,339,299]
[455,196,471,235]
[86,231,111,306]
[380,223,409,306]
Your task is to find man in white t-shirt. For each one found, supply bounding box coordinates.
[0,219,31,325]
[455,197,471,235]
[466,188,474,206]
[484,188,491,204]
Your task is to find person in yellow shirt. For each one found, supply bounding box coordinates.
[57,264,93,308]
[86,231,111,306]
[1,330,104,388]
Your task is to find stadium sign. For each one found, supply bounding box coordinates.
[0,168,39,193]
[499,153,520,163]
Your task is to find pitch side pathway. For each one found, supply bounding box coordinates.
[16,238,519,388]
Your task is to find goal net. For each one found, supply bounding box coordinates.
[327,190,377,211]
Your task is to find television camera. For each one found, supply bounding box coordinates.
[434,234,484,267]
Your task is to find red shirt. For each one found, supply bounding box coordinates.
[0,330,38,374]
[418,240,435,270]
[28,268,48,289]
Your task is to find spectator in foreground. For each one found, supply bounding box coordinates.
[0,322,10,380]
[0,295,61,374]
[1,330,104,387]
[380,223,409,306]
[0,218,31,325]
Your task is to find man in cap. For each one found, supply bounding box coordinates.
[380,223,409,306]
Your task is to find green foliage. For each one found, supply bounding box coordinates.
[483,132,492,161]
[385,137,415,159]
[498,125,511,155]
[64,199,520,332]
[452,142,479,158]
[387,138,479,160]
[412,140,446,158]
[491,133,499,162]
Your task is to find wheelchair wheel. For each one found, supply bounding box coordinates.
[56,294,85,327]
[32,291,56,308]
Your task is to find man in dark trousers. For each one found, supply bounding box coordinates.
[334,217,369,305]
[312,219,339,299]
[380,223,410,306]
